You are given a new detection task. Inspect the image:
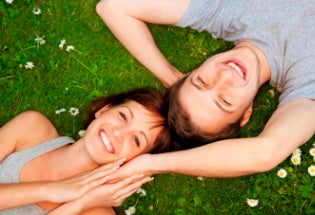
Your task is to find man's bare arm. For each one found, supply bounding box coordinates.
[113,98,315,178]
[96,0,189,87]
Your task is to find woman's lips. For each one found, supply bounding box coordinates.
[99,129,115,153]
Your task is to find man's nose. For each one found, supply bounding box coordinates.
[216,68,235,86]
[201,73,216,89]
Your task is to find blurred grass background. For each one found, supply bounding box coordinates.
[1,0,314,214]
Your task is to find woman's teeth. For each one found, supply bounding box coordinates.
[99,130,114,153]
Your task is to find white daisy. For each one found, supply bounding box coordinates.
[59,39,66,49]
[308,165,315,176]
[197,176,204,181]
[136,188,146,197]
[69,107,79,116]
[32,7,41,15]
[55,108,66,115]
[246,198,259,207]
[66,45,75,52]
[124,206,136,215]
[291,155,301,165]
[24,61,34,69]
[309,148,315,157]
[277,168,287,178]
[5,0,14,4]
[35,35,45,45]
[292,148,301,156]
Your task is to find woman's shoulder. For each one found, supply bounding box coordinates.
[6,110,59,150]
[18,110,60,148]
[17,110,53,125]
[14,110,56,131]
[0,110,59,161]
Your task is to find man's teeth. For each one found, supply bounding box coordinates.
[100,130,114,153]
[227,62,245,79]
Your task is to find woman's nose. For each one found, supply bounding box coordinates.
[113,126,132,143]
[113,127,123,143]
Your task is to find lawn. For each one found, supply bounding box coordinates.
[1,0,314,214]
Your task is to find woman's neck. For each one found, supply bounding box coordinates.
[42,139,100,180]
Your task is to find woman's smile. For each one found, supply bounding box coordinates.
[99,129,115,154]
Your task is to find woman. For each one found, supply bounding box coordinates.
[0,88,172,215]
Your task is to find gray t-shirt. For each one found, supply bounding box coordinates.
[177,0,315,106]
[0,136,74,215]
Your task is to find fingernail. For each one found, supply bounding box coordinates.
[134,173,144,178]
[112,165,120,170]
[117,158,126,165]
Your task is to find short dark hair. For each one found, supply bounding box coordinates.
[84,88,172,153]
[165,75,241,149]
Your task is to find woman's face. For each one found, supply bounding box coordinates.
[83,101,164,164]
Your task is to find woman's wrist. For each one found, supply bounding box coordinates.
[49,200,83,215]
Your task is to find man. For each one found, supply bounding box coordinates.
[96,0,315,177]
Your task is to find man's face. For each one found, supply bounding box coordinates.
[179,45,261,134]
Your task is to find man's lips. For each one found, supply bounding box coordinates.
[226,61,246,80]
[99,129,115,153]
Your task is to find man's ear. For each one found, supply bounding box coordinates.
[95,105,111,118]
[240,105,253,127]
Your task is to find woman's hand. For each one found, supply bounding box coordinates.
[48,174,153,215]
[46,159,125,203]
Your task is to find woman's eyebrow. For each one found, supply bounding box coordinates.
[123,106,134,118]
[140,130,149,146]
[124,105,149,145]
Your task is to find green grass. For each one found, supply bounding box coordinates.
[1,0,314,214]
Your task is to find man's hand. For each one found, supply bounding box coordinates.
[109,154,155,181]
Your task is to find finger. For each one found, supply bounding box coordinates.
[114,176,153,196]
[81,165,121,186]
[114,177,154,204]
[80,158,126,182]
[96,158,126,171]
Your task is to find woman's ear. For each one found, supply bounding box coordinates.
[95,105,111,118]
[240,105,253,127]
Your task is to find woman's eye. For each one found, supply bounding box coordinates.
[119,112,127,122]
[133,136,140,147]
